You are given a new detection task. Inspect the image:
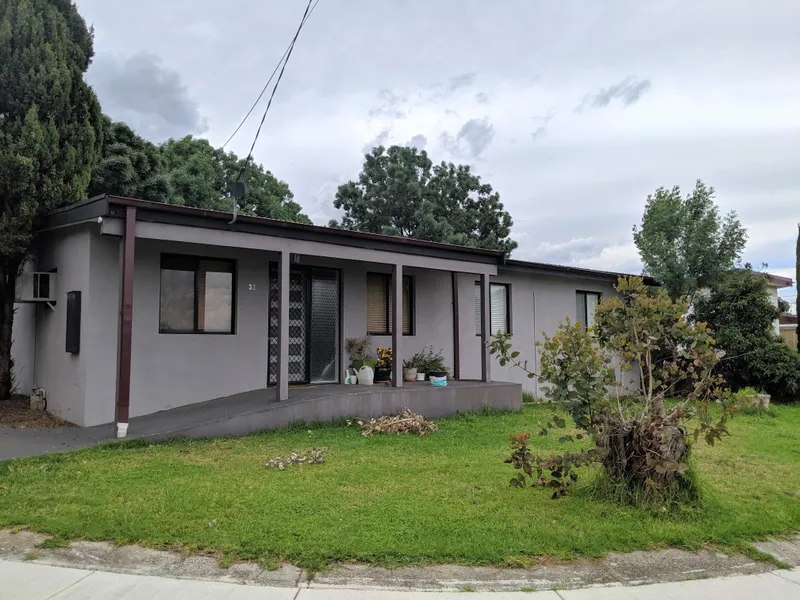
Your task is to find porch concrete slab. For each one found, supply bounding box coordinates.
[558,570,800,599]
[47,569,298,600]
[1,381,521,460]
[0,560,92,599]
[754,535,800,566]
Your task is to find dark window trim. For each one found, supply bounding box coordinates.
[366,272,415,336]
[159,253,237,335]
[575,289,602,329]
[474,281,512,336]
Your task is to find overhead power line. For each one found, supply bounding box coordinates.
[223,0,319,152]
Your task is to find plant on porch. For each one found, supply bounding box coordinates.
[491,276,737,507]
[374,346,393,382]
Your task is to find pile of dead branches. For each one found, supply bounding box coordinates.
[353,408,438,437]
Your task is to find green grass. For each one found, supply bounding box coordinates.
[0,406,798,572]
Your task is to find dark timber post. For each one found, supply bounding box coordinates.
[480,273,491,383]
[115,207,136,437]
[276,250,290,401]
[391,263,403,387]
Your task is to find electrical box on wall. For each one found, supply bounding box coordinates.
[15,272,57,303]
[65,291,81,354]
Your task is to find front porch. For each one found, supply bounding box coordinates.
[0,381,522,459]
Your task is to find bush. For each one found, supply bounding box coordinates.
[694,270,800,403]
[493,277,735,507]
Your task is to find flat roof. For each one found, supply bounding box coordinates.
[504,258,658,285]
[41,193,654,282]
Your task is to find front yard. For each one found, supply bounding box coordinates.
[0,405,798,571]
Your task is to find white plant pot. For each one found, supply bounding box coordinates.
[416,372,426,381]
[403,368,418,383]
[358,366,374,385]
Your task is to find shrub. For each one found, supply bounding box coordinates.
[694,269,800,403]
[492,277,735,506]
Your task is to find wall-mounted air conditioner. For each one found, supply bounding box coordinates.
[15,272,57,303]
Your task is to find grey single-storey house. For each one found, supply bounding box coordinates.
[11,194,650,437]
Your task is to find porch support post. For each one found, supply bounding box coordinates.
[480,273,492,383]
[276,250,290,401]
[115,206,136,438]
[391,263,403,387]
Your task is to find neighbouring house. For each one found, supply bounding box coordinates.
[10,195,654,436]
[780,314,798,350]
[765,273,794,336]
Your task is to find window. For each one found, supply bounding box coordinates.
[366,273,413,335]
[576,291,601,330]
[475,282,510,335]
[159,254,235,333]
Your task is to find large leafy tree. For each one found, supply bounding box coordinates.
[87,117,171,202]
[633,180,747,298]
[90,131,311,224]
[0,0,103,398]
[330,145,517,255]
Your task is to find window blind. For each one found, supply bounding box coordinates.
[366,273,388,334]
[475,283,509,335]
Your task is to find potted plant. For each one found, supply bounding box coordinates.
[415,346,447,381]
[403,357,418,382]
[374,346,393,383]
[426,347,448,384]
[346,336,375,384]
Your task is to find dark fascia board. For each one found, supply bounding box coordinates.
[39,194,503,265]
[503,259,659,286]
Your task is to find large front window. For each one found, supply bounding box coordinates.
[159,254,235,333]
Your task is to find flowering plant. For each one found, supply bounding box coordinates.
[376,346,393,369]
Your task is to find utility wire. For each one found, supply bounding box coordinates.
[225,0,318,156]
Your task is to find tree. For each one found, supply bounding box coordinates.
[694,269,800,401]
[633,180,747,298]
[330,145,517,255]
[0,0,103,398]
[87,117,171,202]
[492,278,733,505]
[796,223,799,352]
[88,129,312,224]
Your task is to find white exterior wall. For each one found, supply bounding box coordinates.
[459,269,624,395]
[10,303,35,395]
[767,284,781,336]
[33,228,92,425]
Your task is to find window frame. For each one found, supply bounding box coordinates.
[575,289,602,330]
[159,253,237,335]
[475,282,512,336]
[366,272,414,336]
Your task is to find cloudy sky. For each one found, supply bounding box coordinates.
[78,0,799,306]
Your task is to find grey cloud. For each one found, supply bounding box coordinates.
[88,51,208,141]
[475,91,489,104]
[368,89,407,119]
[405,134,427,151]
[577,76,652,112]
[531,127,547,141]
[362,128,391,154]
[440,117,495,159]
[530,237,614,264]
[530,111,555,142]
[446,72,477,93]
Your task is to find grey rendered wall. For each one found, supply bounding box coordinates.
[33,228,92,425]
[122,239,274,422]
[459,270,620,394]
[341,263,456,378]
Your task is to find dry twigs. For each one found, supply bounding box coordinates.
[352,408,438,437]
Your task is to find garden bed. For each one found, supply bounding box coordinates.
[0,405,797,572]
[0,397,75,429]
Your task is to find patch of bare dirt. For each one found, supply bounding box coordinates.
[0,396,75,428]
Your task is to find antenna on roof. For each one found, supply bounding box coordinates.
[228,181,245,225]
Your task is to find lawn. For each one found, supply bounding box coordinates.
[0,405,798,571]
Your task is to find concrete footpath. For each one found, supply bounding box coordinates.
[3,559,799,599]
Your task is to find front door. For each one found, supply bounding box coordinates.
[268,266,340,385]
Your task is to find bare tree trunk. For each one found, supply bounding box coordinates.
[0,259,19,400]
